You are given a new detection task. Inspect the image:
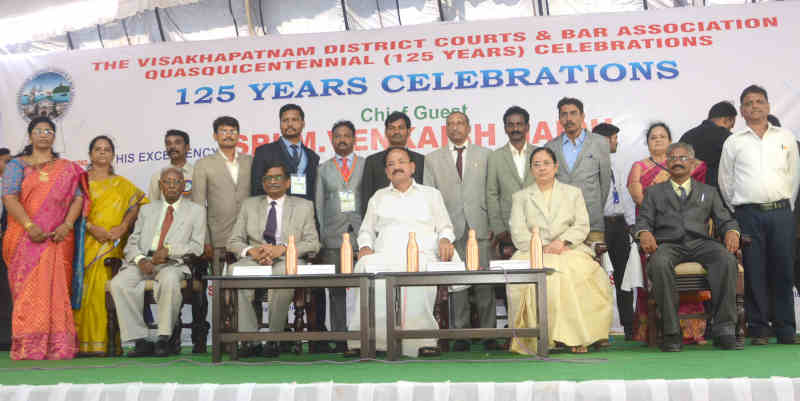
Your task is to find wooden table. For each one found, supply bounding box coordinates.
[207,273,376,362]
[380,269,553,360]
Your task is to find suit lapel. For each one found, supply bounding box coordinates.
[236,154,248,191]
[570,133,591,175]
[215,151,236,187]
[529,184,553,225]
[281,196,295,239]
[664,181,681,212]
[257,197,270,239]
[142,201,162,251]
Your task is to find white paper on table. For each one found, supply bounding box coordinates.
[297,264,336,275]
[489,260,531,270]
[233,265,272,276]
[426,261,466,272]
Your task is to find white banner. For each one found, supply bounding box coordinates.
[1,2,798,191]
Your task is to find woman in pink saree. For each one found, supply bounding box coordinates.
[2,117,84,360]
[628,122,708,344]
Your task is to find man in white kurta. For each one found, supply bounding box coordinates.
[347,147,456,357]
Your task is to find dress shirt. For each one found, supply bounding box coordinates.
[223,152,240,185]
[280,136,308,175]
[562,129,587,171]
[241,194,285,257]
[335,152,355,171]
[509,142,530,181]
[358,180,455,251]
[719,124,800,209]
[450,142,469,169]
[147,162,193,201]
[134,198,183,264]
[603,162,636,225]
[670,179,691,198]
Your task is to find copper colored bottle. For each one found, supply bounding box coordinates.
[340,232,353,274]
[529,226,543,269]
[286,235,298,275]
[407,232,419,273]
[466,229,479,271]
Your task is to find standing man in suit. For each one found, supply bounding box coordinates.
[229,160,321,357]
[192,116,253,275]
[545,97,611,242]
[147,130,194,200]
[110,167,206,357]
[314,120,365,353]
[251,104,320,203]
[487,106,534,256]
[679,101,737,190]
[634,143,740,352]
[360,111,424,215]
[424,111,496,351]
[719,85,800,345]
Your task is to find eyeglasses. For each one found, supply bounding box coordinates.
[263,174,286,182]
[161,179,185,187]
[217,129,238,136]
[532,161,554,168]
[32,128,54,136]
[667,155,692,162]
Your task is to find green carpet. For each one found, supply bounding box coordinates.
[2,337,800,385]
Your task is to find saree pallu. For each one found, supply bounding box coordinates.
[73,175,147,355]
[2,158,83,360]
[628,159,709,344]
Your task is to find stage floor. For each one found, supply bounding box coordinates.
[2,336,800,385]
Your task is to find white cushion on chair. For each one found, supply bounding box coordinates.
[674,262,745,275]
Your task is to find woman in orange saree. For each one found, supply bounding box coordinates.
[2,117,84,360]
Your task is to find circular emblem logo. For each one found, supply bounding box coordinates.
[17,70,74,122]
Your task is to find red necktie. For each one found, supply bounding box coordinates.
[455,147,465,180]
[341,158,350,179]
[157,205,174,250]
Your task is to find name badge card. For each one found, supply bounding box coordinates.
[339,190,356,212]
[291,174,307,195]
[233,265,273,276]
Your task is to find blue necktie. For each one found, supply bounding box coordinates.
[679,187,687,202]
[263,200,277,245]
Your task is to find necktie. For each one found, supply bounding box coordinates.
[679,187,687,202]
[290,144,299,162]
[157,205,174,250]
[341,157,350,179]
[263,200,277,245]
[455,146,465,180]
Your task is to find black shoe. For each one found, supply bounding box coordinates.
[192,343,207,354]
[153,340,171,357]
[238,342,263,358]
[452,340,471,352]
[418,346,441,357]
[713,335,737,350]
[333,342,347,353]
[778,336,799,344]
[483,339,499,351]
[624,327,635,341]
[751,336,769,345]
[343,348,360,358]
[261,341,280,358]
[127,339,155,357]
[660,334,682,352]
[310,341,334,354]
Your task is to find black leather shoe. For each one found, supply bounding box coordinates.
[453,340,471,352]
[153,340,171,357]
[418,346,441,357]
[310,341,334,354]
[261,341,280,358]
[333,342,347,353]
[192,343,207,354]
[483,339,499,351]
[751,336,769,345]
[238,342,263,358]
[624,327,635,341]
[713,335,737,350]
[778,336,799,344]
[660,334,682,352]
[342,348,360,358]
[127,339,155,357]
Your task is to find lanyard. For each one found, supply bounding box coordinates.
[334,156,357,183]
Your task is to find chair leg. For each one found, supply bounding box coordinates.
[191,280,210,354]
[105,291,121,356]
[293,289,305,355]
[434,286,450,351]
[647,296,659,348]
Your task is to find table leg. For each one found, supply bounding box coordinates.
[536,276,548,357]
[385,277,398,360]
[212,279,221,363]
[229,287,239,361]
[359,277,370,359]
[368,278,376,358]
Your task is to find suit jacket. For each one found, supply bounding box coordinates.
[227,195,320,259]
[359,148,425,216]
[487,143,534,234]
[634,179,739,244]
[545,132,611,232]
[509,180,592,256]
[315,154,365,249]
[192,151,253,248]
[423,144,490,240]
[251,139,320,202]
[123,199,206,271]
[679,120,731,189]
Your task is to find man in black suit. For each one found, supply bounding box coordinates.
[634,142,740,352]
[678,101,736,190]
[251,104,320,203]
[360,111,424,215]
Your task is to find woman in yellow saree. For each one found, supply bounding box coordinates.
[73,136,148,356]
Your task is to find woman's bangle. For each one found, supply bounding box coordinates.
[23,221,33,230]
[61,223,74,231]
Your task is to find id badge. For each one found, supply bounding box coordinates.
[339,190,356,212]
[291,174,307,195]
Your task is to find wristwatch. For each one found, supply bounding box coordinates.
[563,240,573,247]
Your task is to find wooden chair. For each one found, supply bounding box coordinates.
[104,255,211,356]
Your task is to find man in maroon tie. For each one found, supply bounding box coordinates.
[110,167,207,357]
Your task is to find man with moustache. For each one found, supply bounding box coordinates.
[679,101,737,190]
[348,147,455,358]
[635,143,740,352]
[719,85,800,345]
[192,116,253,276]
[251,104,320,203]
[359,111,424,216]
[545,97,612,243]
[314,120,365,353]
[593,123,636,340]
[423,112,496,351]
[148,130,194,200]
[487,106,534,257]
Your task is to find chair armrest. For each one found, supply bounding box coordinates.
[105,257,123,277]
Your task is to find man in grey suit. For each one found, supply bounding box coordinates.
[545,97,611,242]
[314,120,364,353]
[228,160,321,357]
[634,143,740,352]
[110,168,206,357]
[192,116,253,274]
[487,106,534,257]
[424,111,496,351]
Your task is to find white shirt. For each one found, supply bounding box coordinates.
[358,180,455,252]
[223,152,240,185]
[148,162,194,201]
[241,194,286,257]
[604,158,636,225]
[509,142,530,181]
[718,123,800,210]
[134,198,183,264]
[451,142,469,170]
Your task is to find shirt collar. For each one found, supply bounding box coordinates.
[742,122,780,138]
[562,129,587,146]
[266,194,286,206]
[336,152,355,163]
[508,142,529,156]
[280,136,303,151]
[164,197,182,210]
[219,150,238,163]
[670,178,692,194]
[389,179,418,194]
[452,142,469,151]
